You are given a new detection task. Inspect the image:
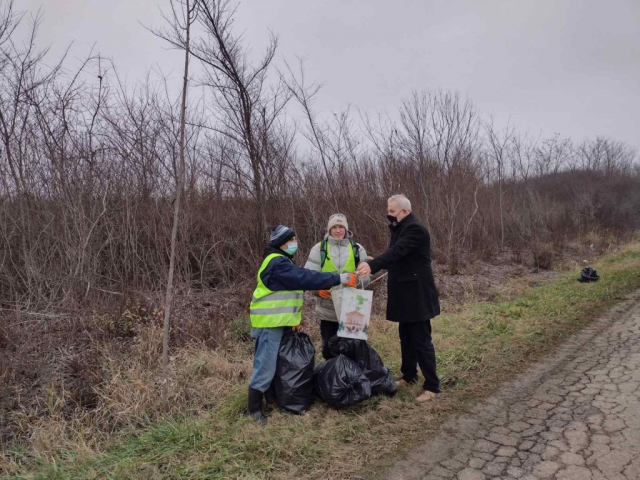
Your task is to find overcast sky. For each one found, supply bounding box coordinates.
[19,0,640,151]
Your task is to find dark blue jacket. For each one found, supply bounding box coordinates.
[260,246,340,291]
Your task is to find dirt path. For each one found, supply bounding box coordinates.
[387,290,640,480]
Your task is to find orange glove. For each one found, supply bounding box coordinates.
[292,324,302,331]
[318,290,332,299]
[341,272,357,288]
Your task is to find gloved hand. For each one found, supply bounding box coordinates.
[318,290,332,299]
[340,272,358,288]
[292,324,302,331]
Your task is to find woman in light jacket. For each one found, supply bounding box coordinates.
[304,214,371,359]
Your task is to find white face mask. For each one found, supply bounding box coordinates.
[284,241,298,255]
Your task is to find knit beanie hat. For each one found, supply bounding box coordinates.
[327,213,349,233]
[269,225,295,247]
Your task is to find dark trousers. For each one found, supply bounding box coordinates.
[399,320,440,393]
[319,320,339,360]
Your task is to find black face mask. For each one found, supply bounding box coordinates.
[387,214,398,225]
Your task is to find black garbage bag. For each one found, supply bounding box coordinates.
[314,355,371,407]
[273,330,315,414]
[328,337,397,397]
[372,368,397,397]
[578,267,600,283]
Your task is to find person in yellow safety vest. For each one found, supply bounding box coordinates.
[304,214,371,359]
[248,224,357,423]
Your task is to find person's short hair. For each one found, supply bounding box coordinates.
[387,194,412,212]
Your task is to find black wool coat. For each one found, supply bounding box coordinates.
[368,213,440,323]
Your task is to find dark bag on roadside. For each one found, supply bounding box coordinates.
[578,267,599,283]
[274,330,316,414]
[314,354,371,408]
[328,337,397,397]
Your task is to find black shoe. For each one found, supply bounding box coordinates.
[247,387,267,424]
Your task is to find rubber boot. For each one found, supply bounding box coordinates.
[263,383,277,413]
[247,387,267,424]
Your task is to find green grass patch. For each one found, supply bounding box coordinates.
[6,244,640,480]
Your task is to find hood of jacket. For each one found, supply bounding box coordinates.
[323,230,354,246]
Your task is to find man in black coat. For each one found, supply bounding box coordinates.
[356,194,441,401]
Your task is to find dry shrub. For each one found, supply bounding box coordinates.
[63,349,103,410]
[510,249,524,264]
[0,316,9,350]
[131,323,164,368]
[227,315,252,343]
[101,297,163,342]
[0,0,638,314]
[171,287,251,348]
[532,244,554,271]
[0,294,253,457]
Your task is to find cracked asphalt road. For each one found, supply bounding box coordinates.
[387,291,640,480]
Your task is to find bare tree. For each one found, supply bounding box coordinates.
[151,0,197,406]
[534,134,572,176]
[0,0,20,54]
[0,6,67,305]
[174,0,291,246]
[485,119,514,250]
[284,59,340,209]
[509,132,535,182]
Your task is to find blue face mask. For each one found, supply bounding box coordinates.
[285,242,298,255]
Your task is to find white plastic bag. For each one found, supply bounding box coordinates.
[331,287,373,340]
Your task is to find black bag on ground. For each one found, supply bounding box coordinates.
[578,267,599,283]
[273,330,315,414]
[328,337,397,397]
[314,355,371,407]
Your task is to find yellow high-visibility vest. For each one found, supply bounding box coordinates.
[249,253,304,328]
[321,242,356,274]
